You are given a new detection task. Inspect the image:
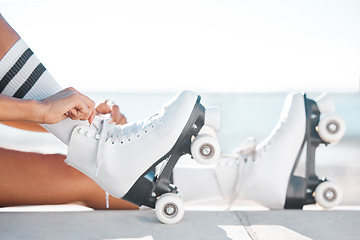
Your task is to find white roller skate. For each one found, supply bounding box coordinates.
[216,92,345,209]
[65,90,221,224]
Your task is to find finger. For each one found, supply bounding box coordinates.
[110,105,121,124]
[69,99,91,121]
[72,89,95,113]
[68,107,82,120]
[88,109,96,125]
[96,101,112,114]
[69,108,78,118]
[109,113,127,125]
[113,114,125,125]
[81,96,95,114]
[119,113,127,125]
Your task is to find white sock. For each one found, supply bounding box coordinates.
[0,39,87,145]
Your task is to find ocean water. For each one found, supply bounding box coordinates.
[0,91,359,154]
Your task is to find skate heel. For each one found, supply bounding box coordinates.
[315,92,335,114]
[284,93,344,210]
[205,106,221,130]
[122,97,219,224]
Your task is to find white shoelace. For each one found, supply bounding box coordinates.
[95,113,163,176]
[226,137,257,209]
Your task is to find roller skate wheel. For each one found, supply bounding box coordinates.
[155,193,184,224]
[191,134,221,165]
[198,125,217,138]
[318,115,346,143]
[314,181,342,209]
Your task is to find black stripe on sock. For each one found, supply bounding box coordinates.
[13,63,46,99]
[0,48,34,93]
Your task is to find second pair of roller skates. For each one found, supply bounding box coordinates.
[216,92,345,210]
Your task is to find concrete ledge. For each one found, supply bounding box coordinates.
[1,208,359,240]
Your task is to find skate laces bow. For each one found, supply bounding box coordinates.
[95,113,163,175]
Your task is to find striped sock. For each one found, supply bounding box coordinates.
[0,39,87,145]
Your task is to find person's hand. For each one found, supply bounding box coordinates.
[96,100,127,125]
[40,87,96,124]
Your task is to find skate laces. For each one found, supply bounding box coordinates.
[95,112,164,175]
[237,137,257,156]
[226,137,257,209]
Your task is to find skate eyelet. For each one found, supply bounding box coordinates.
[121,141,124,144]
[137,135,140,137]
[128,139,131,141]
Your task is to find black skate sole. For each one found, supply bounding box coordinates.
[122,95,205,208]
[284,93,329,209]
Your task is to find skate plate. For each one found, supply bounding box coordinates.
[122,95,221,224]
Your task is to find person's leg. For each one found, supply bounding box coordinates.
[0,14,87,145]
[0,15,136,208]
[0,15,19,58]
[0,15,222,218]
[0,147,137,210]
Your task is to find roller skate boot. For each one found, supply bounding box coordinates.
[65,90,221,224]
[216,92,345,209]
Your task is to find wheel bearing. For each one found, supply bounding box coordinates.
[327,121,339,134]
[323,187,337,202]
[200,144,214,158]
[164,203,177,217]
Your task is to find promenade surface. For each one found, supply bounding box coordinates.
[1,204,359,240]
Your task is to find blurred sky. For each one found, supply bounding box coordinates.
[1,0,359,93]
